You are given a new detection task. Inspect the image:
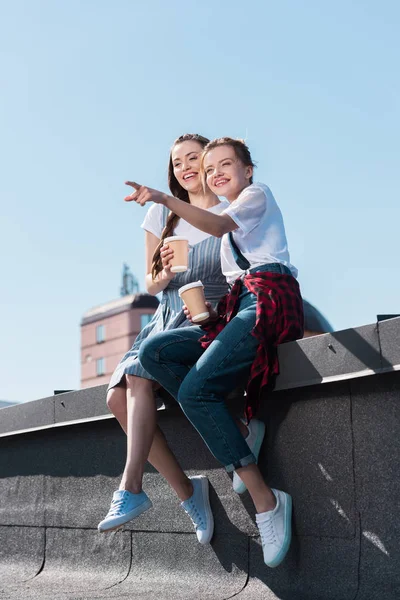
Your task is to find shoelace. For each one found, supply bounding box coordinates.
[107,497,126,517]
[184,499,205,530]
[258,516,276,545]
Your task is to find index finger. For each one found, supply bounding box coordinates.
[125,181,141,190]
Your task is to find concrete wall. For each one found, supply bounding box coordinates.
[0,317,399,600]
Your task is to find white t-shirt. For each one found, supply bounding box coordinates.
[221,182,298,283]
[141,201,228,245]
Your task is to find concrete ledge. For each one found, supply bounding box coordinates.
[0,321,399,599]
[2,372,399,598]
[1,318,399,438]
[378,316,400,368]
[0,396,55,436]
[276,322,385,390]
[54,384,109,423]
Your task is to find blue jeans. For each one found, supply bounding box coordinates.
[139,286,259,472]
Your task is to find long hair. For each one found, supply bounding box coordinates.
[151,134,210,280]
[200,137,256,185]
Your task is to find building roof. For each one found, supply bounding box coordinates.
[81,294,159,325]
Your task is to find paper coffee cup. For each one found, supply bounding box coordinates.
[178,281,209,323]
[164,236,189,273]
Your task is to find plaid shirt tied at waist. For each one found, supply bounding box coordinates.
[199,272,304,421]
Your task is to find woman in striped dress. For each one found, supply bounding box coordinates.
[98,134,228,537]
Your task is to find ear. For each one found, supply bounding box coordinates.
[245,165,253,181]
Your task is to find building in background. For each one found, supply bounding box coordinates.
[80,265,158,389]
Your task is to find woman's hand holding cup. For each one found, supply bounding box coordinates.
[160,244,175,281]
[183,301,217,325]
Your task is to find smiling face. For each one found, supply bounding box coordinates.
[203,145,253,202]
[171,140,205,194]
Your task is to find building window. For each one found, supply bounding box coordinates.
[96,358,105,376]
[140,314,153,330]
[96,324,105,343]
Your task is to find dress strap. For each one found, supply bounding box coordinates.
[161,204,170,229]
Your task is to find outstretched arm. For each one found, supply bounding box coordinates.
[125,181,237,238]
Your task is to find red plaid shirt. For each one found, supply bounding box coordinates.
[199,272,304,421]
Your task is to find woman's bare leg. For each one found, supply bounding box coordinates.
[235,464,276,513]
[107,386,128,432]
[148,426,193,500]
[107,377,193,501]
[119,375,157,493]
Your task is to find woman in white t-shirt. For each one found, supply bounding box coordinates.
[127,138,304,569]
[98,134,228,535]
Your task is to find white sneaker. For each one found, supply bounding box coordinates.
[181,476,214,544]
[233,418,266,494]
[98,489,152,533]
[256,488,292,568]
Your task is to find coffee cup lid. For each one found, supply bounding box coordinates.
[164,236,189,244]
[178,281,204,297]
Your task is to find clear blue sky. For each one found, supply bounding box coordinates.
[1,0,399,404]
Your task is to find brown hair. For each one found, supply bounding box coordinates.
[151,133,210,279]
[200,137,256,185]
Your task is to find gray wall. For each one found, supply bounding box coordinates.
[0,318,399,600]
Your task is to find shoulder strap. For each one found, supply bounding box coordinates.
[228,232,251,270]
[161,204,170,229]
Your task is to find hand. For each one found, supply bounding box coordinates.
[183,302,218,325]
[160,244,174,280]
[124,181,166,205]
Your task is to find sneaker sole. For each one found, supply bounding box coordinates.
[99,523,124,533]
[98,498,153,533]
[198,477,214,545]
[265,494,292,568]
[233,420,266,494]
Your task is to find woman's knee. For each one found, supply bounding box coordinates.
[177,373,202,407]
[138,335,161,369]
[106,386,126,414]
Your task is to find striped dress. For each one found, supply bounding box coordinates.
[108,204,228,389]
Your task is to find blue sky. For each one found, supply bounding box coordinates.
[1,0,399,403]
